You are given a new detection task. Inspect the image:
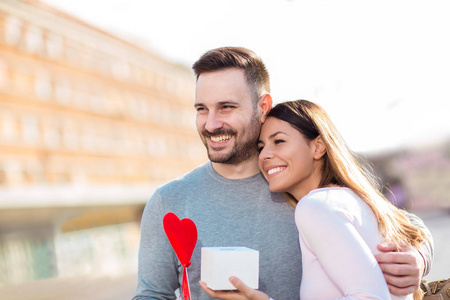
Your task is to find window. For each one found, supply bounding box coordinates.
[5,16,23,46]
[21,115,40,145]
[43,120,61,149]
[1,112,18,142]
[54,78,72,105]
[25,24,43,54]
[34,71,52,100]
[45,32,64,59]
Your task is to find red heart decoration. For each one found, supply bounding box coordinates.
[163,212,198,267]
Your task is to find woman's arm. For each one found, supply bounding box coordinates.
[296,194,391,299]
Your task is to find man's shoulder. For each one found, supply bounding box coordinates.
[145,162,210,209]
[157,162,210,193]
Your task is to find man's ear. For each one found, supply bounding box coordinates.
[259,93,273,123]
[312,136,326,160]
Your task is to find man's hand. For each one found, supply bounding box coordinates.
[199,277,270,300]
[375,242,425,295]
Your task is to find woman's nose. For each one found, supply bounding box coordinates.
[259,147,273,160]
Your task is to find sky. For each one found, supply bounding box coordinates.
[41,0,450,154]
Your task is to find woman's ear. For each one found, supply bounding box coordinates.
[312,136,326,160]
[259,94,273,123]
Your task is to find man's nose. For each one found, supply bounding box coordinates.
[205,112,223,132]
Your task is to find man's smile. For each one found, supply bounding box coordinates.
[210,135,232,143]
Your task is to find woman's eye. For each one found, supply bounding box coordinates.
[257,145,264,153]
[274,139,285,144]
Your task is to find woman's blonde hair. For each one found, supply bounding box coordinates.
[269,100,426,250]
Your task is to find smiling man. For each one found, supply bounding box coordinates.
[132,47,433,300]
[194,68,268,177]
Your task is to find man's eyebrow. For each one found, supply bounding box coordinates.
[194,101,240,108]
[218,101,240,105]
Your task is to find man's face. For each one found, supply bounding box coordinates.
[195,68,261,165]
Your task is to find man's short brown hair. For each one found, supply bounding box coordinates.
[192,47,270,104]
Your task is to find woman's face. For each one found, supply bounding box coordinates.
[258,117,322,199]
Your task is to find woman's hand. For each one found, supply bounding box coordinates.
[199,276,270,300]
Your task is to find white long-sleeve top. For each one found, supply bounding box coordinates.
[295,187,412,300]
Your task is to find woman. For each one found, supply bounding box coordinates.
[201,100,427,300]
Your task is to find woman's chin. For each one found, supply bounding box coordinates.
[268,184,285,194]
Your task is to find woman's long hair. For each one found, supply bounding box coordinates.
[269,100,426,299]
[269,100,426,249]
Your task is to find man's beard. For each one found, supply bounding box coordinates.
[202,115,261,165]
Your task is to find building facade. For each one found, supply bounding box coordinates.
[0,0,206,285]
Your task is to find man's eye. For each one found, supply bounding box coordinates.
[221,105,235,110]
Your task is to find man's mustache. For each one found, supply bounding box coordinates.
[201,129,236,138]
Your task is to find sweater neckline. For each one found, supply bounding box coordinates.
[206,161,265,185]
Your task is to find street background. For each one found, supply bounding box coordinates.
[0,0,449,299]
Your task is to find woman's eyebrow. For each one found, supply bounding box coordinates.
[269,131,286,139]
[258,131,287,144]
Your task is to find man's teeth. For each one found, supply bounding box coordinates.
[268,167,285,175]
[211,135,231,143]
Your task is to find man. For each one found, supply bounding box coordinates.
[133,47,433,300]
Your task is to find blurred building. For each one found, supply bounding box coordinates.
[368,139,450,211]
[0,0,206,285]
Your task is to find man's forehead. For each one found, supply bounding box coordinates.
[194,93,252,108]
[194,69,253,107]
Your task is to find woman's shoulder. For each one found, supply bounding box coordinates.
[302,187,359,205]
[297,187,364,221]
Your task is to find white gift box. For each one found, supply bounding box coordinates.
[201,247,259,290]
